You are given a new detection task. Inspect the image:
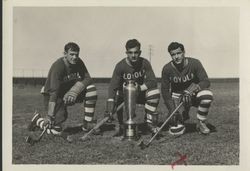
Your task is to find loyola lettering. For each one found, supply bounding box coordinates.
[172,73,194,83]
[63,72,81,82]
[123,70,145,80]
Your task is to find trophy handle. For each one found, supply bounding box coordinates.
[134,81,138,90]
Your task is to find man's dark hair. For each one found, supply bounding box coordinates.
[125,39,141,50]
[168,42,185,53]
[64,42,80,52]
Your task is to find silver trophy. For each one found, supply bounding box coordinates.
[123,80,139,140]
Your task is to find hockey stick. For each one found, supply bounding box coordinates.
[25,125,48,146]
[79,102,124,141]
[138,102,183,149]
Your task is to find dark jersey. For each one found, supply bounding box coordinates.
[161,57,210,111]
[108,57,157,98]
[44,57,92,102]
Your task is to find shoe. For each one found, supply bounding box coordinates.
[197,120,210,135]
[113,124,124,137]
[81,120,101,135]
[169,124,186,136]
[27,111,41,131]
[46,125,63,135]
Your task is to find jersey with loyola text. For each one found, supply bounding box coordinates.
[108,57,157,98]
[161,57,210,107]
[44,57,92,102]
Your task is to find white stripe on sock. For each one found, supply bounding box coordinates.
[84,116,93,122]
[147,89,160,97]
[85,107,94,113]
[86,91,97,97]
[145,104,156,112]
[197,90,213,98]
[197,113,207,121]
[198,106,209,113]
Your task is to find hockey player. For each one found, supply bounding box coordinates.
[105,39,161,137]
[161,42,213,136]
[27,42,98,135]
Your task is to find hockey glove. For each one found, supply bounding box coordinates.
[182,93,192,107]
[63,81,86,105]
[182,83,201,107]
[184,83,201,96]
[63,91,77,105]
[43,115,55,129]
[104,99,115,118]
[138,84,148,92]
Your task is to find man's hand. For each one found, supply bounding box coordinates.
[63,81,86,105]
[63,91,78,105]
[43,115,55,129]
[185,83,201,96]
[182,83,201,107]
[138,84,147,92]
[182,92,192,107]
[105,99,115,118]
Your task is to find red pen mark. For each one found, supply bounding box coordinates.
[171,152,187,169]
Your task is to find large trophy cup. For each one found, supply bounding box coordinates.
[123,80,139,141]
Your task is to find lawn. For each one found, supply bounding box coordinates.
[12,81,239,165]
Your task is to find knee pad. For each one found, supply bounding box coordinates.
[145,88,160,113]
[146,88,160,102]
[196,89,213,102]
[85,84,98,101]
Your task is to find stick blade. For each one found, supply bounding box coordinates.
[25,136,35,145]
[137,140,147,150]
[79,134,89,141]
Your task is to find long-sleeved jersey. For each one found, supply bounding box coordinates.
[44,57,92,102]
[161,57,210,112]
[108,57,157,98]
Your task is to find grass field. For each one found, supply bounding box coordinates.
[12,81,239,165]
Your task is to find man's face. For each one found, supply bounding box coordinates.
[64,49,79,65]
[169,47,185,65]
[126,46,141,63]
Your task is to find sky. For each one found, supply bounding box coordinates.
[13,7,239,78]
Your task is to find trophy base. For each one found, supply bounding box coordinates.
[123,123,139,141]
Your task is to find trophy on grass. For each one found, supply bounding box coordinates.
[123,80,139,141]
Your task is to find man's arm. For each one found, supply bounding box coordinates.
[78,60,93,88]
[194,59,210,89]
[108,64,122,99]
[63,60,93,105]
[44,63,63,126]
[161,67,175,113]
[47,63,62,103]
[142,60,157,91]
